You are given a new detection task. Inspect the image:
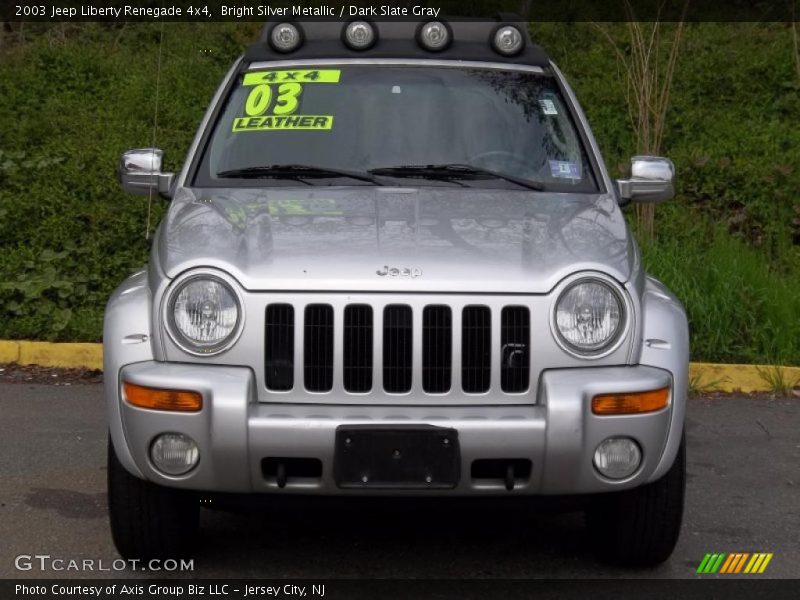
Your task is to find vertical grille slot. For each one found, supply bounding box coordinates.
[422,305,452,393]
[501,306,530,393]
[462,305,491,393]
[265,304,294,391]
[383,305,413,393]
[343,305,373,393]
[304,304,334,392]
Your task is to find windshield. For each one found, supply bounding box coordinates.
[195,65,599,192]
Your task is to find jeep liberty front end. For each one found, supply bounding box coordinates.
[106,18,688,566]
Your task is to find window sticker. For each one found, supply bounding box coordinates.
[242,69,341,85]
[539,98,558,115]
[232,69,340,133]
[549,160,580,179]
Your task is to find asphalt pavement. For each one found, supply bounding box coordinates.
[0,383,797,579]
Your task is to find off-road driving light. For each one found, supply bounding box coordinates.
[418,21,451,51]
[124,382,202,412]
[269,22,302,53]
[150,433,200,476]
[344,21,377,50]
[168,275,241,355]
[555,279,623,355]
[593,437,641,480]
[492,25,524,56]
[592,387,670,415]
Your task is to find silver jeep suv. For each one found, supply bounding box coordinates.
[106,18,688,566]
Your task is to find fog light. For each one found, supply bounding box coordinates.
[418,21,451,51]
[593,437,641,480]
[269,22,302,53]
[492,25,524,56]
[344,21,376,50]
[150,433,199,476]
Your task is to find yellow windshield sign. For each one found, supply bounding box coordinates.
[233,69,339,132]
[243,69,341,85]
[233,115,333,132]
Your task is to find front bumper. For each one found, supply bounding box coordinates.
[114,362,676,496]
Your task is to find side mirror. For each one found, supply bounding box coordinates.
[118,148,174,197]
[616,156,675,204]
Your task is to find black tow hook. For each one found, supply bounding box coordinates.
[505,463,515,491]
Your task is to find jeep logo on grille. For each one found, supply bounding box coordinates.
[377,265,422,278]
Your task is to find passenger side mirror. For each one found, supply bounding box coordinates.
[118,148,174,197]
[616,156,675,204]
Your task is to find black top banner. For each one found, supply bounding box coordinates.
[1,0,799,22]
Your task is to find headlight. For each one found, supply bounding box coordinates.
[554,278,624,356]
[167,275,242,355]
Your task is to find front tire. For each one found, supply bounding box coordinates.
[587,434,686,566]
[107,436,199,560]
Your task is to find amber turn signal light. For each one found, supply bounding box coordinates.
[592,387,669,415]
[123,382,202,412]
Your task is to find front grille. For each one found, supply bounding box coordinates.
[264,300,532,397]
[462,305,492,393]
[422,305,452,393]
[343,304,373,393]
[383,304,413,393]
[265,304,294,391]
[304,304,334,392]
[501,306,530,392]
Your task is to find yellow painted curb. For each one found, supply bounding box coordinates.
[689,362,800,394]
[0,340,798,393]
[0,340,21,364]
[7,341,103,371]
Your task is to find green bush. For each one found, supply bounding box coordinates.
[0,23,798,364]
[642,230,800,364]
[532,22,800,364]
[0,23,254,341]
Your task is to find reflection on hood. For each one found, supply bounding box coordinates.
[158,186,635,293]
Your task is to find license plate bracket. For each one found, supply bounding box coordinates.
[334,425,460,489]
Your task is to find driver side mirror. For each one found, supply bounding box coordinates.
[118,148,174,197]
[616,156,675,204]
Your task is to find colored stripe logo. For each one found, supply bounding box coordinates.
[697,552,773,574]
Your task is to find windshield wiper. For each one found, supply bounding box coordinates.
[217,164,382,185]
[368,164,544,191]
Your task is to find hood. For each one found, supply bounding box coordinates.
[158,186,636,294]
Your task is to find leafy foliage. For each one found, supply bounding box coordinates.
[0,23,258,341]
[533,22,800,364]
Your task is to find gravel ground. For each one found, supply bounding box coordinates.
[0,363,103,386]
